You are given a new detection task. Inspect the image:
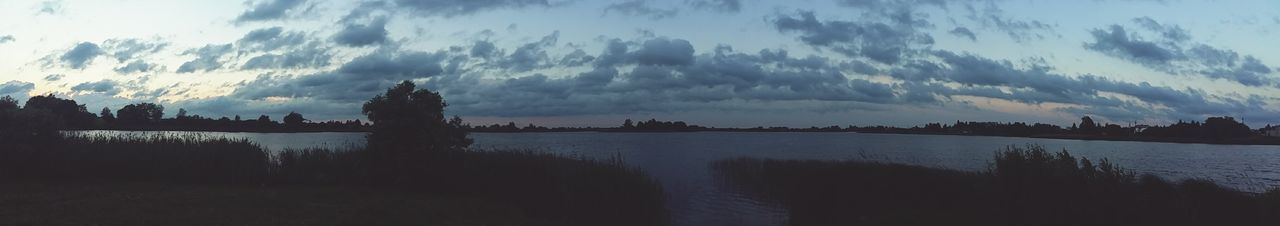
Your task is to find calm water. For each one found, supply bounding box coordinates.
[70,131,1280,225]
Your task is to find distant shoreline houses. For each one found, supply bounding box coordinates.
[1264,125,1280,137]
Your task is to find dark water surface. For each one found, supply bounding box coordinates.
[73,131,1280,225]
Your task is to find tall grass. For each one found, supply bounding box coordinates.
[713,145,1280,226]
[0,133,666,226]
[273,148,667,226]
[1,133,270,184]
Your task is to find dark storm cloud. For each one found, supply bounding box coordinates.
[70,80,122,95]
[241,27,285,43]
[102,39,167,63]
[174,46,457,119]
[43,74,64,82]
[1085,18,1278,87]
[337,49,451,79]
[0,81,35,98]
[959,2,1057,43]
[772,11,933,64]
[604,0,678,20]
[340,1,390,23]
[44,39,166,72]
[558,49,594,67]
[176,44,234,73]
[59,42,104,69]
[184,27,1276,123]
[1084,25,1179,66]
[470,40,498,58]
[204,36,904,118]
[241,42,333,70]
[238,27,307,51]
[1131,16,1190,42]
[983,15,1054,42]
[593,38,630,68]
[1201,56,1272,87]
[235,0,308,23]
[333,17,390,47]
[235,27,333,70]
[949,27,977,41]
[833,0,945,11]
[428,40,903,116]
[632,38,695,66]
[887,50,1279,122]
[492,32,559,72]
[0,35,14,44]
[114,60,156,74]
[686,0,740,13]
[393,0,552,17]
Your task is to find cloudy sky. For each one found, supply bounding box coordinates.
[1,0,1279,128]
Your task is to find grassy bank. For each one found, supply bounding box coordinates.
[713,145,1280,226]
[0,134,666,226]
[0,183,526,225]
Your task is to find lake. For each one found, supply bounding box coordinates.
[70,131,1280,225]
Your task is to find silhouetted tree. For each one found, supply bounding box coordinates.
[283,112,306,127]
[0,96,17,112]
[234,115,241,121]
[362,81,472,183]
[1079,116,1098,134]
[176,108,189,120]
[0,96,19,135]
[116,103,164,126]
[0,96,63,145]
[1203,116,1252,139]
[99,107,115,124]
[623,119,635,129]
[23,94,96,128]
[257,115,271,123]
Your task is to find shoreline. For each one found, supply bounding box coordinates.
[68,128,1280,146]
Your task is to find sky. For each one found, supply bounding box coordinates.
[1,0,1279,128]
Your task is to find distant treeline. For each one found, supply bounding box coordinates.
[470,116,1262,136]
[468,116,1280,145]
[1,94,368,132]
[469,118,708,132]
[4,93,1277,145]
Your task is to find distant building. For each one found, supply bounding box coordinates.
[1265,126,1280,137]
[1132,125,1151,133]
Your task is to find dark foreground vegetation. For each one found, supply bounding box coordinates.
[714,145,1280,226]
[0,81,665,225]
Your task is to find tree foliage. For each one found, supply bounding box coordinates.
[117,103,165,125]
[363,80,472,152]
[361,81,472,183]
[283,112,306,127]
[23,94,96,128]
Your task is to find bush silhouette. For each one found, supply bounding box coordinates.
[361,80,472,184]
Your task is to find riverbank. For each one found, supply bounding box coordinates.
[713,145,1280,226]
